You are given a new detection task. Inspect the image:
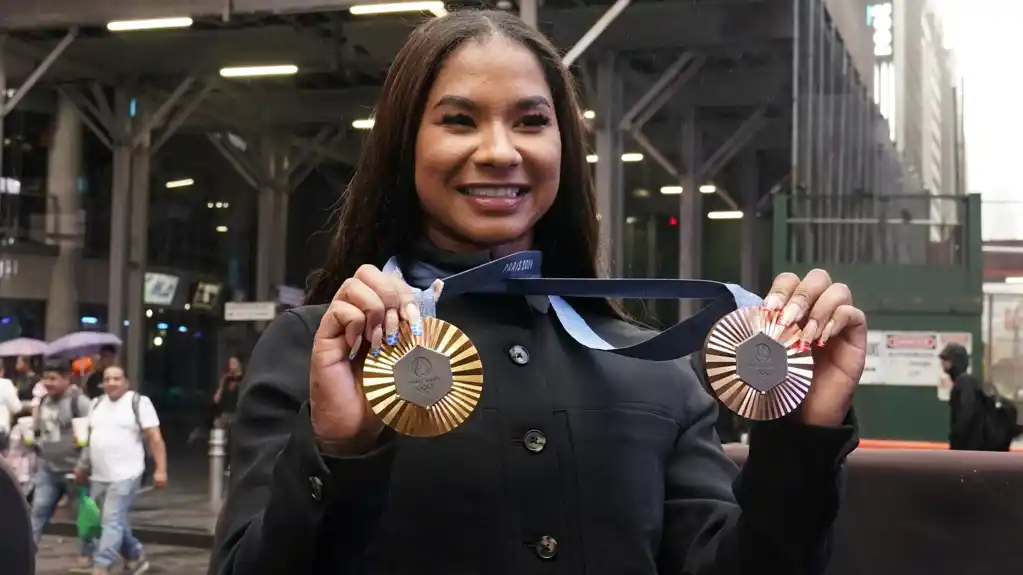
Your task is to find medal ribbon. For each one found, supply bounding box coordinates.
[383,251,762,362]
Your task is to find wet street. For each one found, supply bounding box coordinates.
[36,536,210,575]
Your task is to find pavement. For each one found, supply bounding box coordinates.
[36,535,210,575]
[43,448,220,549]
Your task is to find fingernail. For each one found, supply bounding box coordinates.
[801,319,819,346]
[763,294,785,310]
[405,302,421,322]
[818,319,836,347]
[348,335,362,361]
[370,347,381,357]
[779,303,801,326]
[386,329,398,346]
[411,320,423,337]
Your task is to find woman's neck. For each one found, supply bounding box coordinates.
[425,227,532,261]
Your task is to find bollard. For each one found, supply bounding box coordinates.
[209,427,226,512]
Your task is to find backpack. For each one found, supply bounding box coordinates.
[976,391,1022,451]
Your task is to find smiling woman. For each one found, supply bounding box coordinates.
[209,9,866,575]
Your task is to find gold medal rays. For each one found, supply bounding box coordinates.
[702,306,815,421]
[360,316,484,438]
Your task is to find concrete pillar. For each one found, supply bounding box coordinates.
[254,138,288,302]
[126,100,151,388]
[107,90,132,341]
[44,92,83,340]
[679,109,703,319]
[594,52,623,277]
[739,151,760,291]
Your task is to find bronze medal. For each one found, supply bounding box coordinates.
[361,316,483,437]
[702,306,814,421]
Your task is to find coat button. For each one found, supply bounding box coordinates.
[508,345,530,365]
[523,429,546,453]
[535,535,558,559]
[309,476,324,501]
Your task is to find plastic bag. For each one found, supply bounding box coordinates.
[76,487,102,540]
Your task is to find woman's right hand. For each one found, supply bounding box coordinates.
[310,265,421,454]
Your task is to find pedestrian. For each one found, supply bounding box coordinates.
[208,10,867,575]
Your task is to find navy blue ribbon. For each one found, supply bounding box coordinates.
[384,251,763,362]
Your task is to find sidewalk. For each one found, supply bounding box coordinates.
[45,451,221,548]
[37,535,209,575]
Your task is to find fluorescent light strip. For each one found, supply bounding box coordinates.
[165,178,194,189]
[220,65,298,78]
[660,186,683,195]
[350,2,448,17]
[107,17,194,31]
[707,211,743,220]
[352,118,375,130]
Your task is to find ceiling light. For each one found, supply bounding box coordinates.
[700,184,717,194]
[586,154,598,163]
[219,65,298,78]
[216,225,229,233]
[583,110,596,119]
[350,2,448,17]
[707,210,743,220]
[1006,277,1023,284]
[165,178,193,189]
[106,17,193,32]
[625,216,639,224]
[352,118,375,130]
[621,153,644,162]
[660,186,683,195]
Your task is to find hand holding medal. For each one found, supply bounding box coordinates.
[711,269,866,427]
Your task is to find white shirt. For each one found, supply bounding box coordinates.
[88,391,160,482]
[0,378,21,432]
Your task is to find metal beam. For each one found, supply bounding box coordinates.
[134,77,193,148]
[3,3,794,81]
[2,28,76,116]
[151,81,215,153]
[0,0,368,29]
[698,107,768,183]
[562,0,632,68]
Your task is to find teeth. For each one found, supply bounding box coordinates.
[464,187,519,198]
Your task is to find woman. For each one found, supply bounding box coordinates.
[0,365,23,454]
[210,10,866,575]
[213,355,245,427]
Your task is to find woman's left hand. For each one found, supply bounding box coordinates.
[763,269,867,427]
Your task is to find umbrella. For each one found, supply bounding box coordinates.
[46,332,123,360]
[0,338,48,358]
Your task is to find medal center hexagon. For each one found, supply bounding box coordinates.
[734,332,789,393]
[393,345,453,408]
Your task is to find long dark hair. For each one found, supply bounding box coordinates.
[306,10,620,318]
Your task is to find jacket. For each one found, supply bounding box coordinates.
[943,343,985,450]
[210,283,858,575]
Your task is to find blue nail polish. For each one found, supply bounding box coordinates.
[411,321,423,337]
[386,331,398,346]
[348,347,359,361]
[371,347,381,357]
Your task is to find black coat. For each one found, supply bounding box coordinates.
[210,296,858,575]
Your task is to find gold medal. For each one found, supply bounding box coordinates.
[702,306,814,421]
[360,316,483,437]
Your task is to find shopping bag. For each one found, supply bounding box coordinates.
[76,487,102,540]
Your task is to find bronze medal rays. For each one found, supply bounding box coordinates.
[361,317,484,438]
[702,306,815,421]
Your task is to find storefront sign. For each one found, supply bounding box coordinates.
[143,272,180,306]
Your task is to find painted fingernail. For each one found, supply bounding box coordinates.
[386,329,398,346]
[818,319,836,347]
[370,346,381,357]
[801,319,819,346]
[779,303,801,326]
[411,320,423,337]
[763,294,785,310]
[348,335,362,361]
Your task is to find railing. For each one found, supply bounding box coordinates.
[784,193,968,265]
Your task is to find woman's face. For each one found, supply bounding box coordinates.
[228,357,241,372]
[414,36,562,253]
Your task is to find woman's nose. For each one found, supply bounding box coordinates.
[474,125,522,167]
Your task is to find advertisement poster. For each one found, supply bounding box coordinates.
[860,330,973,390]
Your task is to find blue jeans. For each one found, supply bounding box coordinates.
[30,468,94,558]
[89,475,144,568]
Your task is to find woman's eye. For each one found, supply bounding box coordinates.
[440,113,475,127]
[520,114,551,128]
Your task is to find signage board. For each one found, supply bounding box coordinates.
[224,301,278,322]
